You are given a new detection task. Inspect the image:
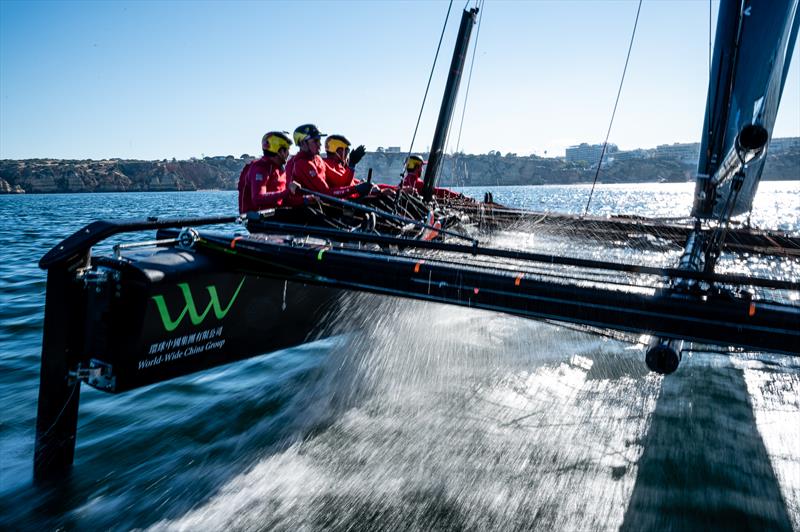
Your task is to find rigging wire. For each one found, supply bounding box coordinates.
[394,0,453,216]
[38,380,79,441]
[402,0,454,178]
[583,0,643,216]
[705,171,746,272]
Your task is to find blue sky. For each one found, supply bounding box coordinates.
[1,0,798,160]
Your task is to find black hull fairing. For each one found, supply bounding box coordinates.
[35,218,345,394]
[81,251,341,393]
[694,0,800,219]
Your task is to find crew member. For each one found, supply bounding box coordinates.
[400,154,471,202]
[322,134,366,188]
[238,131,295,213]
[401,155,426,193]
[286,124,373,199]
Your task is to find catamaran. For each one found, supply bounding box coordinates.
[32,1,799,481]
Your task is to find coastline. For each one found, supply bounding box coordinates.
[1,144,797,194]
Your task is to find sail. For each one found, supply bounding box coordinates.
[693,0,800,219]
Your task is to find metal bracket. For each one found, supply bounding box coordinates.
[81,267,120,293]
[68,359,116,391]
[177,227,200,250]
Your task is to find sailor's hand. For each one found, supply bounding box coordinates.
[354,181,373,197]
[288,181,299,194]
[349,145,366,168]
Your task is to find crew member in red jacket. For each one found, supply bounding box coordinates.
[237,131,295,213]
[400,154,471,201]
[286,124,374,199]
[401,155,426,192]
[322,134,366,188]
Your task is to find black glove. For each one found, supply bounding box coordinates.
[354,181,373,197]
[349,145,366,168]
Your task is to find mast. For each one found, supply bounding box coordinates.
[421,7,478,202]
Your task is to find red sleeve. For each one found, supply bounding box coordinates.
[248,164,287,209]
[291,157,332,194]
[331,184,361,198]
[324,160,355,188]
[251,182,288,208]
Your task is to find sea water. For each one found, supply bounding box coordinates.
[0,183,798,530]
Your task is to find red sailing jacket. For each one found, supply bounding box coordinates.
[402,170,424,192]
[237,156,290,213]
[286,150,361,199]
[322,155,358,188]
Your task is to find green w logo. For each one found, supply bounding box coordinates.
[151,277,245,332]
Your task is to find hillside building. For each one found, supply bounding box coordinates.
[654,142,700,163]
[565,143,617,165]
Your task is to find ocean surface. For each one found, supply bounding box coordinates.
[1,182,798,531]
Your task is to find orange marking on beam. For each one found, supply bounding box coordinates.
[515,273,524,286]
[749,303,756,317]
[230,236,243,249]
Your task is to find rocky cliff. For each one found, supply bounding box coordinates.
[1,146,797,194]
[0,157,249,194]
